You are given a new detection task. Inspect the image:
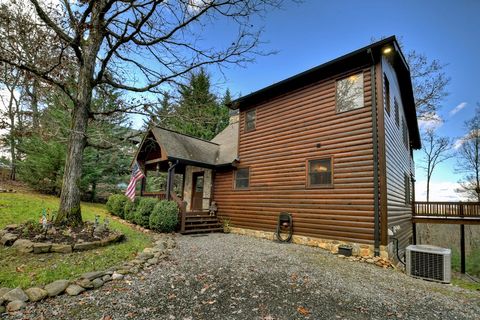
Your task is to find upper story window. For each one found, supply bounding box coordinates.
[234,167,250,189]
[402,117,409,149]
[245,109,256,132]
[307,158,333,188]
[384,74,391,115]
[336,73,364,113]
[394,97,399,127]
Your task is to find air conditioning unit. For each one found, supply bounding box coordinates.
[406,245,451,283]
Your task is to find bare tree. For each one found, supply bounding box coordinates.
[456,105,480,201]
[419,127,452,202]
[406,51,450,120]
[0,0,282,226]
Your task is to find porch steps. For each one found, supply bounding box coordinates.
[182,214,223,234]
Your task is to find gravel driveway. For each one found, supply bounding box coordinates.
[7,233,480,320]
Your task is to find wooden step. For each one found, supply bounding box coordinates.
[182,227,224,234]
[185,217,219,223]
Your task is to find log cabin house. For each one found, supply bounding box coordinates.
[133,36,421,258]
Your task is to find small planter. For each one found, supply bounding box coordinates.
[338,245,353,257]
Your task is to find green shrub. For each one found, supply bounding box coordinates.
[106,194,129,218]
[149,200,179,232]
[134,197,158,227]
[124,198,138,222]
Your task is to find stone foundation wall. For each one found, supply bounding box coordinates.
[230,227,388,259]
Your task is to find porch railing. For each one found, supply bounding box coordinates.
[141,192,167,200]
[170,192,187,233]
[414,201,480,218]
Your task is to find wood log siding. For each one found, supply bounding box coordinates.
[214,67,377,244]
[381,57,414,250]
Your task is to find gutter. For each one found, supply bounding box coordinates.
[368,48,381,257]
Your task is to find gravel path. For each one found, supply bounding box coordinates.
[6,233,480,320]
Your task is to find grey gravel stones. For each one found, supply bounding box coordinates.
[24,288,47,302]
[44,280,69,297]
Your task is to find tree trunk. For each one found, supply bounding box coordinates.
[31,79,39,130]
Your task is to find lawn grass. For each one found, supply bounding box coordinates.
[0,192,153,288]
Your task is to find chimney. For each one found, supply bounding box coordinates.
[229,109,239,124]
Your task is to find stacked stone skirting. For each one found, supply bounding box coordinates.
[0,234,176,315]
[230,227,389,259]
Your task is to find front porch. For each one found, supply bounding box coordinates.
[132,126,238,234]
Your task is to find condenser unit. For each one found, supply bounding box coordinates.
[406,245,451,283]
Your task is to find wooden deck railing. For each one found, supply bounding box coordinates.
[170,192,187,233]
[414,201,480,218]
[141,192,167,200]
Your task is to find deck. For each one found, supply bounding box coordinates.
[413,201,480,224]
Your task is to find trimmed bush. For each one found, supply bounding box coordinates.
[149,200,179,232]
[106,194,129,218]
[134,197,158,227]
[124,198,138,222]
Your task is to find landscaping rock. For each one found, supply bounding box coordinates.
[44,280,69,297]
[24,287,48,302]
[91,278,104,289]
[33,242,52,254]
[73,241,99,251]
[0,287,11,298]
[12,239,34,253]
[3,288,28,302]
[102,275,112,282]
[66,285,85,296]
[111,272,124,280]
[147,257,159,265]
[75,278,94,289]
[116,269,130,275]
[0,233,18,246]
[0,229,6,238]
[4,224,18,231]
[51,244,72,253]
[81,271,105,281]
[131,259,144,265]
[6,300,26,312]
[137,252,154,260]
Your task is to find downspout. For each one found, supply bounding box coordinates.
[368,48,381,257]
[166,160,179,200]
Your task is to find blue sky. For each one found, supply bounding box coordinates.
[198,0,479,201]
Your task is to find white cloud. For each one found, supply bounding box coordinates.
[449,102,467,116]
[418,112,443,131]
[415,180,466,201]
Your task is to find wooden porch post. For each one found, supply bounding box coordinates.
[166,161,175,200]
[460,224,466,274]
[140,162,146,196]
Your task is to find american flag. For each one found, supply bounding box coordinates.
[125,161,145,201]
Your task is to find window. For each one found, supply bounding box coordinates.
[394,97,399,127]
[402,117,409,149]
[307,158,333,187]
[405,173,411,205]
[336,73,364,113]
[235,168,250,189]
[384,74,390,115]
[245,109,256,132]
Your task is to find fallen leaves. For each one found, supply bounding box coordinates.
[297,306,310,316]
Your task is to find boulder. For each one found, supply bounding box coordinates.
[147,258,159,265]
[65,284,85,296]
[33,243,52,254]
[73,241,99,251]
[12,239,34,253]
[4,224,18,231]
[111,272,124,280]
[137,252,154,260]
[80,271,105,281]
[0,287,11,298]
[75,278,93,289]
[6,300,26,312]
[51,244,72,254]
[44,280,69,297]
[102,275,112,282]
[3,288,28,302]
[91,278,103,289]
[115,269,130,275]
[24,287,48,302]
[0,233,18,246]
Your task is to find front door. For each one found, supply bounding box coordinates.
[191,172,204,211]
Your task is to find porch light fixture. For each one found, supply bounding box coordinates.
[383,47,393,54]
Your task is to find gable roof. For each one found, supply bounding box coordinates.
[136,124,238,167]
[229,36,421,149]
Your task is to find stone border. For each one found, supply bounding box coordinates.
[0,233,175,315]
[0,226,125,254]
[229,227,389,258]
